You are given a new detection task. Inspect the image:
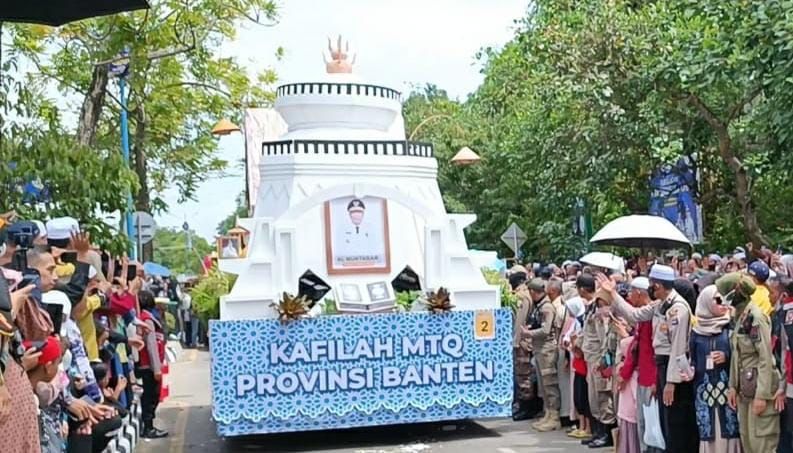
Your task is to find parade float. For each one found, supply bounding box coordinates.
[210,38,512,437]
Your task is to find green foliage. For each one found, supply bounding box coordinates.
[395,290,421,312]
[216,191,248,235]
[404,0,793,259]
[1,44,137,254]
[152,227,213,276]
[322,298,337,315]
[481,268,518,311]
[6,0,279,216]
[190,266,236,322]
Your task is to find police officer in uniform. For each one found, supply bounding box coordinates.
[512,269,543,421]
[721,272,783,453]
[521,278,561,432]
[601,265,698,453]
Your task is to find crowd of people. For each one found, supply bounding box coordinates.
[0,213,180,453]
[509,249,793,452]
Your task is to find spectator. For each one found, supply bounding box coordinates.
[136,290,169,439]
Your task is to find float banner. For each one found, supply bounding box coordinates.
[210,309,513,436]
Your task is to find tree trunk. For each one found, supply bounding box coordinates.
[716,134,769,247]
[76,65,109,147]
[687,94,770,247]
[132,106,154,262]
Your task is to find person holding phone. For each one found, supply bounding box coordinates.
[690,285,740,453]
[597,266,698,453]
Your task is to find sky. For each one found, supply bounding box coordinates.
[158,0,527,240]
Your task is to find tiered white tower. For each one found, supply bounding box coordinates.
[218,40,499,320]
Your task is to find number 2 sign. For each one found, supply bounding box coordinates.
[474,311,496,340]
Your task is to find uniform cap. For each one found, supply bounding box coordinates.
[347,199,365,212]
[527,278,545,292]
[648,264,676,282]
[715,272,756,305]
[748,260,770,283]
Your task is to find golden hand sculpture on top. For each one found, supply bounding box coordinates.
[324,35,356,74]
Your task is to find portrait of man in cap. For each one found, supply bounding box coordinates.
[325,196,390,274]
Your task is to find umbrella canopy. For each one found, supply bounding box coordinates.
[580,252,625,273]
[590,214,692,250]
[0,0,149,27]
[143,261,171,277]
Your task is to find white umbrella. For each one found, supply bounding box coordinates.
[580,252,625,273]
[590,214,691,250]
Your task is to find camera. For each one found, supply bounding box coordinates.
[6,221,39,272]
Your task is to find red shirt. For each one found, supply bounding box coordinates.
[620,321,656,387]
[573,356,587,376]
[109,291,136,317]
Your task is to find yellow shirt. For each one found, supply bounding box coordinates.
[77,295,101,361]
[750,284,774,317]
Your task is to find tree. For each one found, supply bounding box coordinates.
[152,227,212,276]
[216,191,248,235]
[404,0,793,259]
[8,0,280,259]
[1,42,138,253]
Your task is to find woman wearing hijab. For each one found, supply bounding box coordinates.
[690,285,741,453]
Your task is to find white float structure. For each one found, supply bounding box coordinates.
[218,40,499,320]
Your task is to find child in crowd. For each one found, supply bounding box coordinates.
[561,297,592,440]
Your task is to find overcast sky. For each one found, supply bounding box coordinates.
[159,0,527,240]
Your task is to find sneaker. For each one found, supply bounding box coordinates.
[571,430,593,439]
[142,428,169,439]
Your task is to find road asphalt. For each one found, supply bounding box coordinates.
[135,348,595,453]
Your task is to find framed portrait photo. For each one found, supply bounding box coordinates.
[324,196,391,275]
[217,235,241,259]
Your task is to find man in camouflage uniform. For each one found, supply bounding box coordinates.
[521,278,562,431]
[512,272,542,421]
[723,272,783,453]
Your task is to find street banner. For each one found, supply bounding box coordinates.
[244,108,287,213]
[649,157,703,244]
[210,309,513,436]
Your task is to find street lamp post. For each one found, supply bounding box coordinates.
[109,49,136,259]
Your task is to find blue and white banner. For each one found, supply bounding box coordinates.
[650,157,703,244]
[210,309,513,436]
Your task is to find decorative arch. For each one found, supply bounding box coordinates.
[280,182,440,223]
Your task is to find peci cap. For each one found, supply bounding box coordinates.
[46,217,79,242]
[630,276,650,291]
[649,264,676,282]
